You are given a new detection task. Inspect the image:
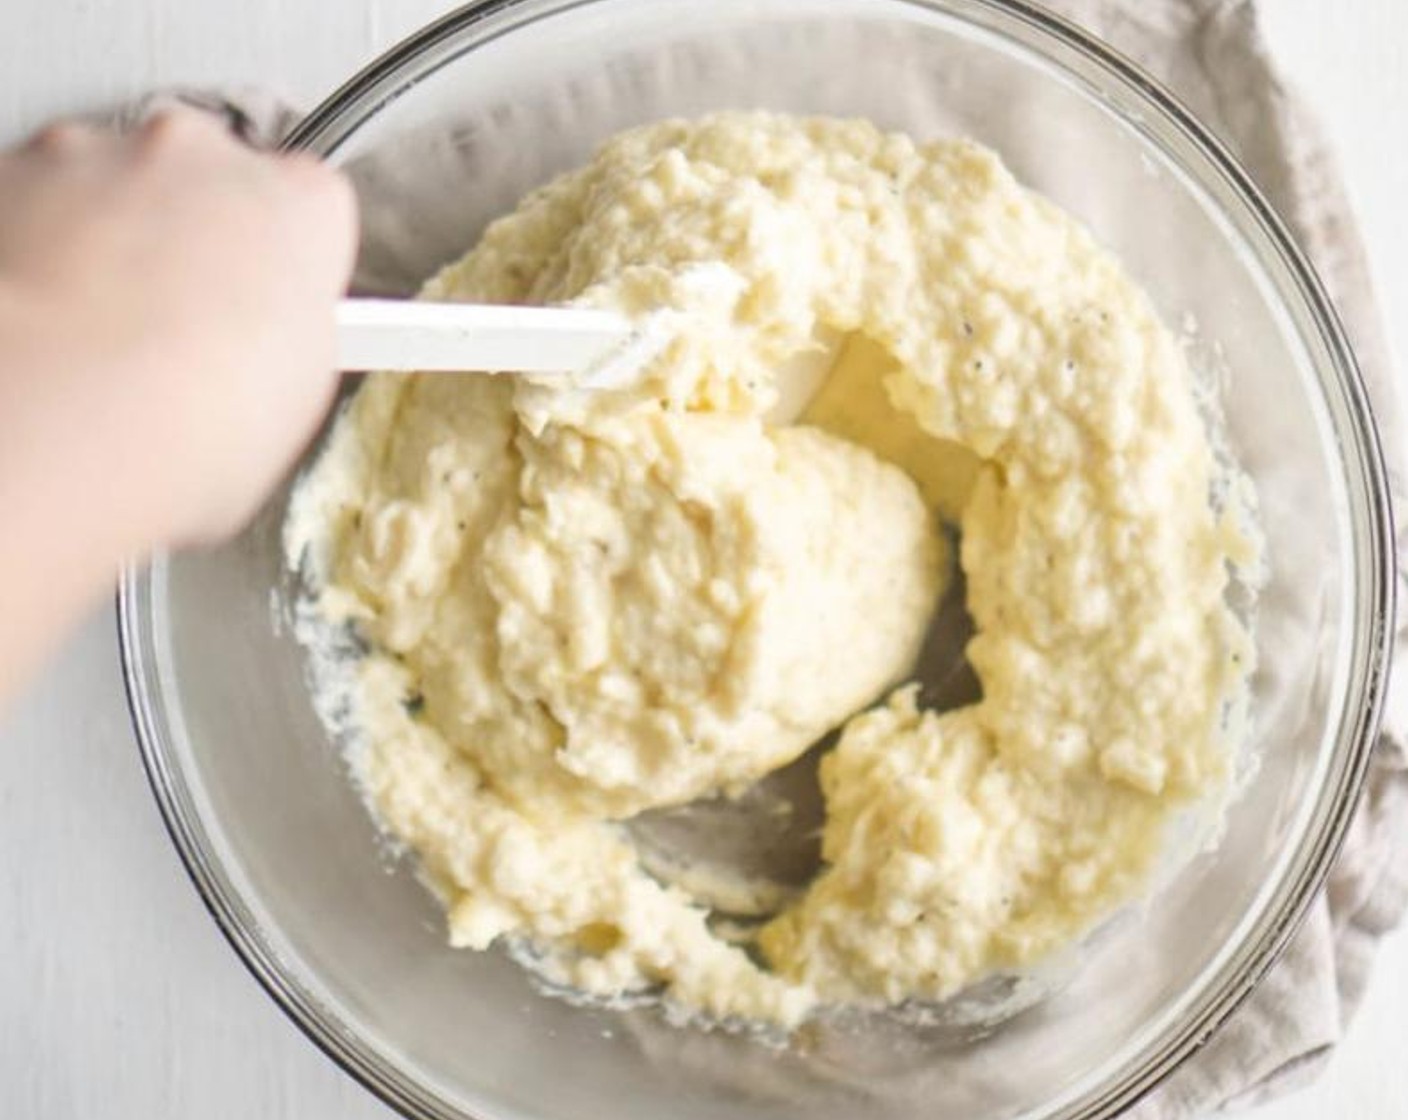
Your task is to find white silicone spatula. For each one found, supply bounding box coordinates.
[336,298,666,386]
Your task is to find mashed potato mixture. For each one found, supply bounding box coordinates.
[286,113,1253,1027]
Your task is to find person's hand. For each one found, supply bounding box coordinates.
[0,107,358,549]
[0,108,357,706]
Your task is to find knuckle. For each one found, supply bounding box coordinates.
[28,120,94,153]
[139,105,224,150]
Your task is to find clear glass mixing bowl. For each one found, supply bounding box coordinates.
[118,1,1396,1117]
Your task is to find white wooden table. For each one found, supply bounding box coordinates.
[0,2,1404,1117]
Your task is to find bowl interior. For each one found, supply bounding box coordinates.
[125,2,1386,1118]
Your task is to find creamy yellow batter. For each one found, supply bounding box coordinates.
[286,112,1252,1026]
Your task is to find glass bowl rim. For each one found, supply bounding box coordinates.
[118,1,1397,1118]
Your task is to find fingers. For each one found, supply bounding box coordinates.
[136,104,236,151]
[22,108,233,175]
[273,151,361,297]
[22,120,126,168]
[144,107,360,291]
[134,106,360,293]
[16,107,359,309]
[25,120,98,153]
[26,107,232,159]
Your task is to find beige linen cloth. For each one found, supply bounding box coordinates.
[123,0,1404,1114]
[1044,4,1408,1116]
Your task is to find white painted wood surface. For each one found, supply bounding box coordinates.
[0,1,1404,1117]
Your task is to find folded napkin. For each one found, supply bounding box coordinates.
[120,1,1404,1113]
[1043,2,1408,1115]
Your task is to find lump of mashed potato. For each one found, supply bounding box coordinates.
[287,111,1252,1027]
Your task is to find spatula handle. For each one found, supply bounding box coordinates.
[336,298,639,373]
